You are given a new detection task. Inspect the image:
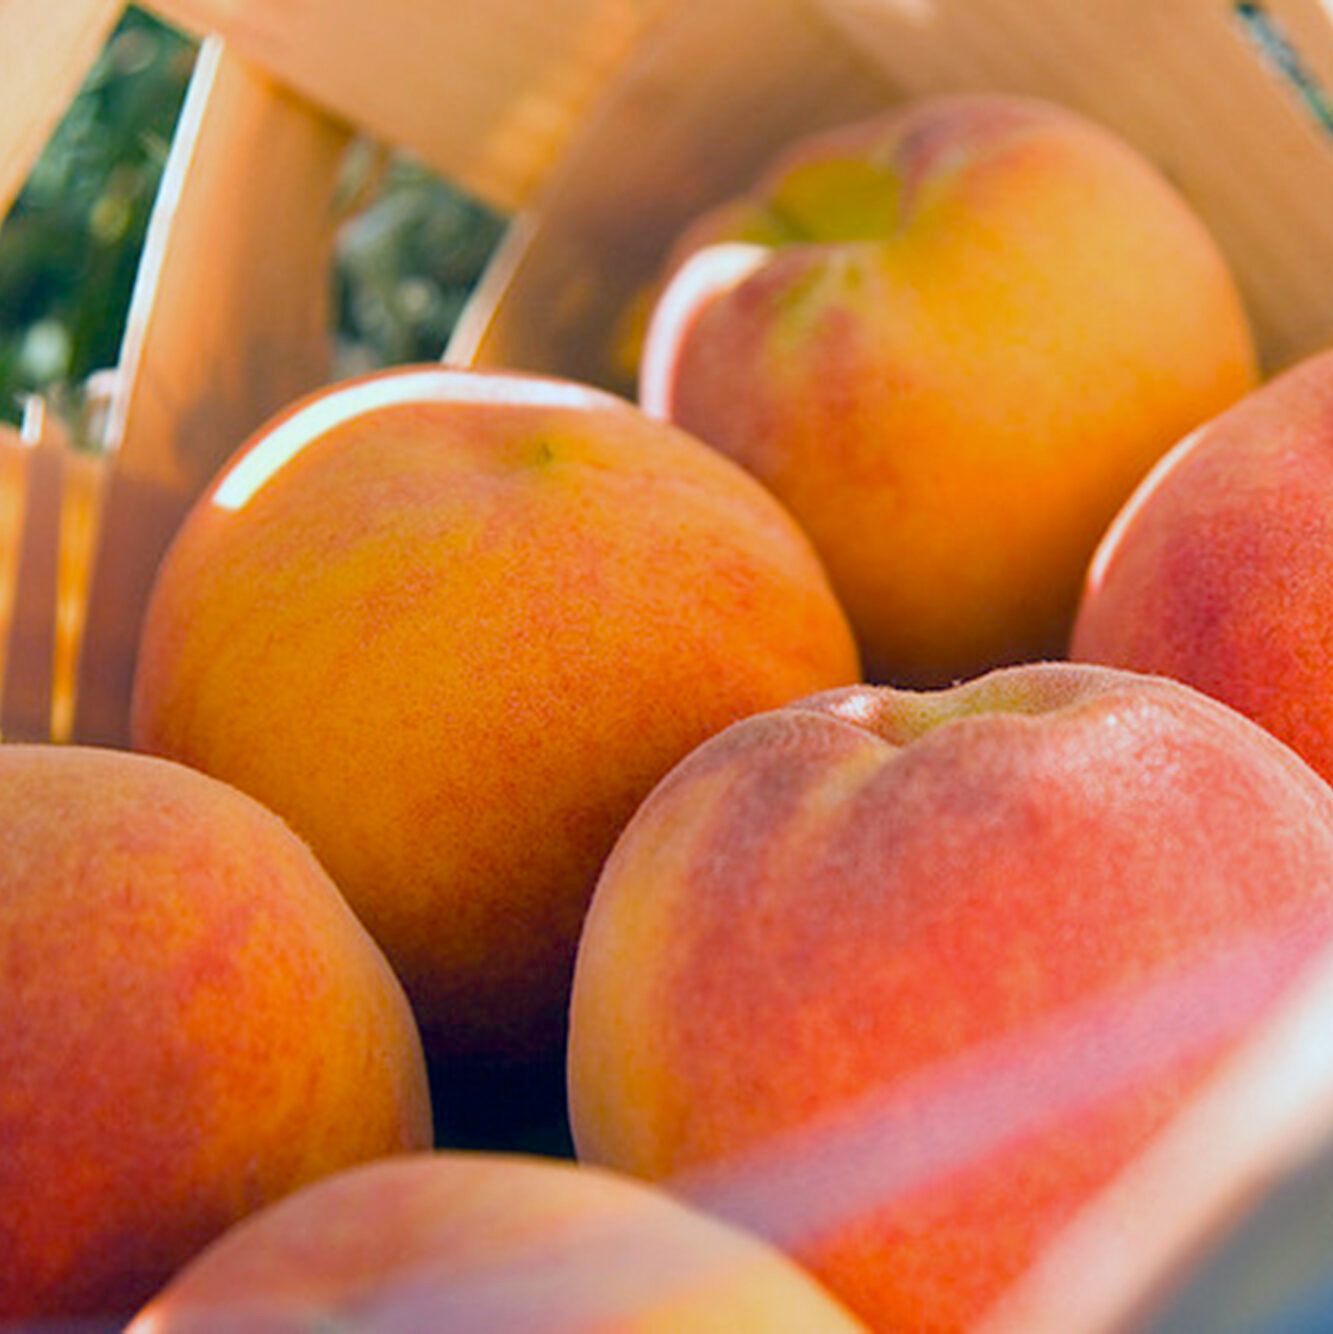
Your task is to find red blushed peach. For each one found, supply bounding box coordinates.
[128,1152,868,1331]
[0,745,431,1323]
[1072,348,1333,786]
[568,664,1333,1331]
[640,94,1257,686]
[129,365,859,1072]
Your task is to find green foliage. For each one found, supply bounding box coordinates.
[336,154,507,374]
[0,7,507,429]
[0,9,194,423]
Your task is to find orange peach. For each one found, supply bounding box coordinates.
[130,365,859,1073]
[128,1152,868,1331]
[0,745,431,1322]
[568,663,1333,1330]
[1072,348,1333,785]
[640,94,1257,686]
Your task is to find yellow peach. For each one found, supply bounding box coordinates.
[641,95,1257,685]
[0,745,431,1321]
[1073,348,1333,787]
[130,365,859,1075]
[569,663,1333,1330]
[129,1152,868,1331]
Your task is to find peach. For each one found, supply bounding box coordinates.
[129,365,859,1074]
[128,1152,868,1330]
[0,745,431,1322]
[1072,348,1333,785]
[639,94,1257,686]
[568,663,1333,1331]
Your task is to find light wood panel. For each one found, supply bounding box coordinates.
[0,415,111,744]
[74,37,350,745]
[50,446,107,742]
[0,426,27,718]
[149,0,665,212]
[449,0,893,392]
[0,0,123,223]
[0,402,64,741]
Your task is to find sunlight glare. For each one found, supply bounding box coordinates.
[639,242,772,420]
[211,368,620,512]
[1084,425,1205,599]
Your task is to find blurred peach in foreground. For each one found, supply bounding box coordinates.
[569,663,1333,1330]
[0,745,431,1322]
[1073,348,1333,785]
[130,365,859,1070]
[128,1152,867,1332]
[641,94,1257,685]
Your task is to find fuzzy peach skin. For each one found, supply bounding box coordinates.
[128,1152,868,1331]
[639,94,1257,686]
[1072,349,1333,785]
[568,663,1333,1332]
[129,365,859,1068]
[0,745,432,1323]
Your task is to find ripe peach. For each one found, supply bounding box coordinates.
[130,365,859,1073]
[640,94,1257,686]
[568,664,1333,1330]
[0,745,432,1322]
[128,1152,868,1331]
[1072,349,1333,785]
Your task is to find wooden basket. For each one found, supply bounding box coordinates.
[9,1,1333,1325]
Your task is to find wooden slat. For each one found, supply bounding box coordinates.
[148,0,664,213]
[1,401,65,741]
[1122,1130,1333,1331]
[0,425,30,724]
[50,445,107,743]
[1258,0,1333,102]
[0,0,123,223]
[74,38,350,746]
[448,0,893,392]
[815,0,1333,373]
